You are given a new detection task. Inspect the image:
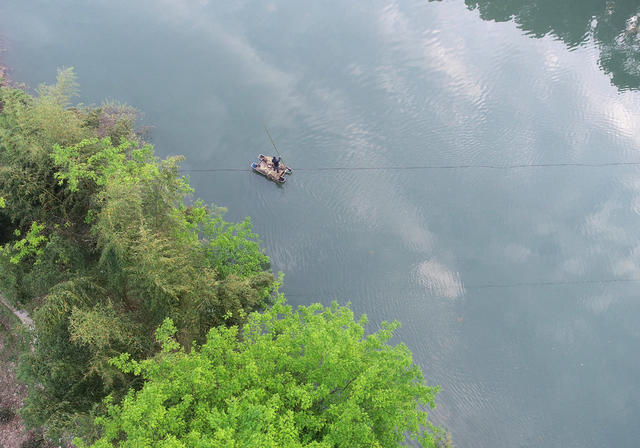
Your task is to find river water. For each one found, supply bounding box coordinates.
[2,1,640,446]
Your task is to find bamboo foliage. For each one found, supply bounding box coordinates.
[1,71,276,440]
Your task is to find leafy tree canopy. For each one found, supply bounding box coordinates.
[0,69,276,440]
[80,299,445,448]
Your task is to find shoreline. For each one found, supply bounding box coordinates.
[0,61,6,85]
[0,37,10,85]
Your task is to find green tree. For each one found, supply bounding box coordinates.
[80,299,444,448]
[1,71,276,441]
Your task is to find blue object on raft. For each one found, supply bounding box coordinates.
[251,154,292,184]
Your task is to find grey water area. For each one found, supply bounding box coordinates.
[2,0,640,446]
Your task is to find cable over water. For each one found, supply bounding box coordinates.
[178,160,640,296]
[179,160,640,173]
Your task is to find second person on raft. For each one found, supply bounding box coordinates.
[272,156,281,172]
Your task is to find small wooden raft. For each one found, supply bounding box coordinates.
[251,154,292,183]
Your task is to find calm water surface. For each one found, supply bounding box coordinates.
[2,1,640,446]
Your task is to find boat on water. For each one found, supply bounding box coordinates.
[251,154,292,183]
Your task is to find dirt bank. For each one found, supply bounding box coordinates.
[0,301,32,448]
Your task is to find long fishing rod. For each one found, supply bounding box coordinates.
[264,125,283,161]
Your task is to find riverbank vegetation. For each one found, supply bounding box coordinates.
[0,69,446,447]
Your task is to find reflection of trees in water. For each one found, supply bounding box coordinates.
[463,0,640,90]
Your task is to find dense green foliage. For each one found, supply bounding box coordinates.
[0,69,275,440]
[0,69,445,446]
[80,299,443,448]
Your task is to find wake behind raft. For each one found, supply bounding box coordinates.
[251,154,293,184]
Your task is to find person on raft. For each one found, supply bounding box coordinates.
[272,156,281,172]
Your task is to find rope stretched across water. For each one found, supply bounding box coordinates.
[179,160,640,173]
